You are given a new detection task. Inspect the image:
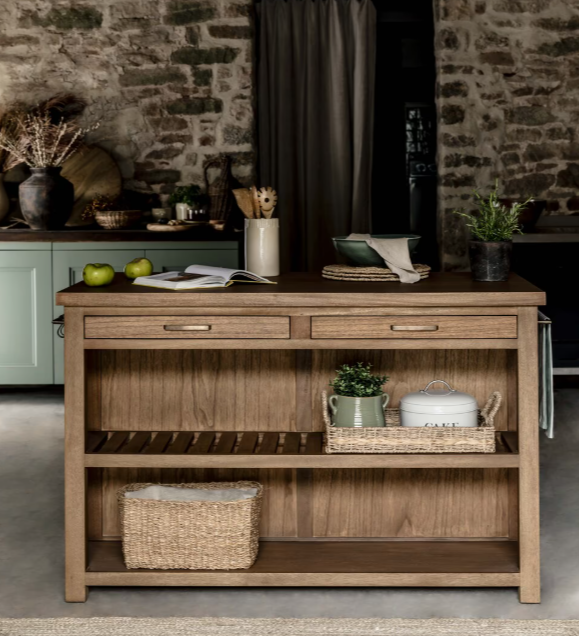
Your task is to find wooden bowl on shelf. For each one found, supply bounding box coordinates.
[95,210,142,230]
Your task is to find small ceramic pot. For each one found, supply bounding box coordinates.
[175,202,189,221]
[328,394,390,428]
[468,240,512,282]
[152,207,172,221]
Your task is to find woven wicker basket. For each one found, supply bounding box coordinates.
[323,391,501,454]
[95,209,142,229]
[118,481,263,570]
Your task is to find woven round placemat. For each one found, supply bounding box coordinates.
[323,264,430,282]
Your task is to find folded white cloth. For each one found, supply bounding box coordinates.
[347,234,421,283]
[125,485,258,502]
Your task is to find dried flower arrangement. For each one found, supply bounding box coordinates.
[0,94,99,170]
[82,193,118,221]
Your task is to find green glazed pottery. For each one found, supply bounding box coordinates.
[332,234,421,267]
[328,394,390,428]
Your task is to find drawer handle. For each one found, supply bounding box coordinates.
[391,325,439,332]
[164,325,211,331]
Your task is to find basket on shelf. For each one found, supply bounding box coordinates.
[323,391,501,454]
[95,209,142,229]
[118,481,263,570]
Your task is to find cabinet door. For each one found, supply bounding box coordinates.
[144,249,239,272]
[53,249,144,384]
[0,250,53,384]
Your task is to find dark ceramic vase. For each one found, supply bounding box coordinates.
[19,167,74,230]
[468,240,512,282]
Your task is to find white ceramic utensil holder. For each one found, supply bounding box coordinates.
[245,218,280,277]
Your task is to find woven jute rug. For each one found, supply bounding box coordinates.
[0,617,578,636]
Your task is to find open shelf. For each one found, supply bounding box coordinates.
[84,430,520,468]
[85,540,520,587]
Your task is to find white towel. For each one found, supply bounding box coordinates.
[347,234,421,284]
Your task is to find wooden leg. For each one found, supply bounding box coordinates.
[64,308,88,603]
[517,307,541,603]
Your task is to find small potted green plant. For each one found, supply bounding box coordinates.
[169,185,209,220]
[329,362,389,428]
[453,180,531,282]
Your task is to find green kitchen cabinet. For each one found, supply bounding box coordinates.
[0,248,54,384]
[0,239,239,385]
[52,246,145,384]
[52,241,239,384]
[145,248,239,272]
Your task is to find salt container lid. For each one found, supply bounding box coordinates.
[400,380,477,412]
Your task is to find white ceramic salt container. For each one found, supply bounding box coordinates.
[400,380,478,428]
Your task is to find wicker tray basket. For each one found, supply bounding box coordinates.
[323,391,501,454]
[118,481,263,570]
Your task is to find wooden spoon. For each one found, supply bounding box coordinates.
[257,187,277,219]
[232,188,254,219]
[250,185,261,219]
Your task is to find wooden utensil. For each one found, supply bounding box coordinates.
[257,187,277,219]
[232,188,254,219]
[250,185,261,219]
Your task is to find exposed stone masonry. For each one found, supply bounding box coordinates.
[3,0,579,265]
[435,0,579,268]
[0,0,255,197]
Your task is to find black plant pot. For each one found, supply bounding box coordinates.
[468,240,512,282]
[19,167,74,230]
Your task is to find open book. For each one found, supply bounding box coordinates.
[132,265,275,290]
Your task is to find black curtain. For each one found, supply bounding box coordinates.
[257,0,377,272]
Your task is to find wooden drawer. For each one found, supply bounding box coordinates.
[311,315,517,339]
[85,316,290,339]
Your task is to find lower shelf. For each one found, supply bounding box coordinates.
[85,540,520,588]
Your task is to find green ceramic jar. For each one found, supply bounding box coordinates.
[328,394,390,428]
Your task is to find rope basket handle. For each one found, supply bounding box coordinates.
[480,391,502,427]
[322,391,332,427]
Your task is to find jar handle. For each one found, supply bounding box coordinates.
[422,380,455,395]
[382,393,390,409]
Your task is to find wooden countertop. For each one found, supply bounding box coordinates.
[56,272,546,307]
[0,227,241,242]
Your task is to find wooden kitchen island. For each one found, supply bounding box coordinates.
[56,273,545,603]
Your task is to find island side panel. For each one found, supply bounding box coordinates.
[517,307,541,603]
[64,307,88,602]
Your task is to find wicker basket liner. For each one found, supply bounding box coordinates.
[323,391,502,454]
[118,481,263,570]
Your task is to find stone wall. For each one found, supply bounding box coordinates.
[435,0,579,268]
[0,0,255,198]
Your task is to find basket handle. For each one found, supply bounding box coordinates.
[480,391,502,427]
[322,391,334,427]
[421,380,455,395]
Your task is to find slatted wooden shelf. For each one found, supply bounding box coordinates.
[84,430,520,469]
[85,539,520,587]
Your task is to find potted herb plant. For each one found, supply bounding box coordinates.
[329,362,389,428]
[169,185,209,220]
[0,95,99,230]
[453,180,530,282]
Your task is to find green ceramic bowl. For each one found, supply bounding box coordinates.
[332,234,421,267]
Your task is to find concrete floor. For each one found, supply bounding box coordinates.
[0,387,578,619]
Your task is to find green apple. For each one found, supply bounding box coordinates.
[124,257,153,280]
[83,263,115,287]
